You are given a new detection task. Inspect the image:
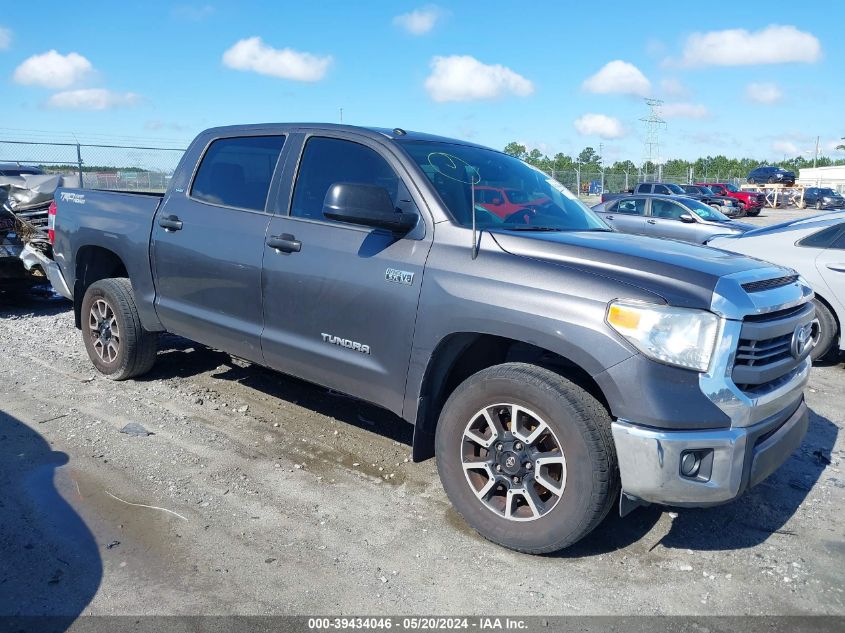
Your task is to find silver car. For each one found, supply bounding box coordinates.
[592,195,755,244]
[708,211,845,361]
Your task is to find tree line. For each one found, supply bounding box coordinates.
[502,142,845,177]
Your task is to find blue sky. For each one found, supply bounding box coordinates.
[0,1,842,163]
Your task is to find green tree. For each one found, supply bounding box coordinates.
[503,142,527,160]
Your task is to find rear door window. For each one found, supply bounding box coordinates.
[191,135,286,211]
[616,198,646,215]
[653,184,671,195]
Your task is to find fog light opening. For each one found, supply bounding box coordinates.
[680,451,700,477]
[680,449,714,482]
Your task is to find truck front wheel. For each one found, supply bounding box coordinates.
[81,278,158,380]
[435,363,619,554]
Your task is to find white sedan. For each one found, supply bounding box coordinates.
[708,211,845,361]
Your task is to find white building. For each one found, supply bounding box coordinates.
[797,165,845,192]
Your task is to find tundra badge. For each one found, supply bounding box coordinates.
[321,333,371,355]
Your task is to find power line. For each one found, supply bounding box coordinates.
[640,98,666,173]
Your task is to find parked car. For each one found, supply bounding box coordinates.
[0,163,44,177]
[601,182,742,217]
[1,165,53,290]
[591,194,755,243]
[697,182,765,216]
[747,165,796,186]
[38,123,814,554]
[799,187,845,210]
[708,211,845,361]
[678,184,744,217]
[474,185,551,219]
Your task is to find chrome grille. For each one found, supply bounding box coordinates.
[733,302,815,393]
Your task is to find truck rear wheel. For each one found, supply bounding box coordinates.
[81,278,157,380]
[435,363,619,554]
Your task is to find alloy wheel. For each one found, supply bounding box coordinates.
[461,403,566,522]
[88,298,120,363]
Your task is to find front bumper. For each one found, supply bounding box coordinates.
[611,397,808,506]
[19,243,73,299]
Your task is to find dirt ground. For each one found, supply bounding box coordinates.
[0,206,843,618]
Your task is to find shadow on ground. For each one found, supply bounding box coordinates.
[144,335,414,446]
[0,285,71,318]
[555,407,838,557]
[0,409,102,628]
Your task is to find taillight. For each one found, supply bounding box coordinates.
[48,200,57,244]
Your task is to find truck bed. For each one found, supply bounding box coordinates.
[52,188,164,326]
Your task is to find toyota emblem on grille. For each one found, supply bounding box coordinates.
[505,455,517,468]
[790,323,813,359]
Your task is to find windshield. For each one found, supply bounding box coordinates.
[819,189,839,196]
[725,183,739,192]
[698,186,715,195]
[400,141,609,232]
[665,183,686,194]
[684,198,730,222]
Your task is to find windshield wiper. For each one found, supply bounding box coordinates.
[502,226,565,232]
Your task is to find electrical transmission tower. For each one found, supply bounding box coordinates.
[640,98,666,178]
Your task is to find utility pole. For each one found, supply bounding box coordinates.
[339,108,343,124]
[640,98,666,181]
[599,142,604,194]
[814,135,819,168]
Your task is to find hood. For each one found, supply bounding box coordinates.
[490,229,785,310]
[700,220,756,232]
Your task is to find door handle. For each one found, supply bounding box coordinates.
[605,215,614,220]
[267,233,301,253]
[647,219,656,224]
[158,214,183,231]
[826,264,845,273]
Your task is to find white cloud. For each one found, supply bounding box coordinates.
[13,50,93,89]
[745,82,783,104]
[772,141,799,155]
[669,24,821,67]
[573,114,625,139]
[222,37,331,82]
[0,26,11,50]
[171,4,216,21]
[424,55,533,102]
[393,5,444,35]
[47,89,140,110]
[660,78,688,98]
[582,60,651,96]
[661,102,709,119]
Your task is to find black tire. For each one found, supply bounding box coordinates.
[811,298,839,362]
[746,208,760,216]
[81,278,158,380]
[748,178,756,185]
[435,363,619,554]
[815,201,822,211]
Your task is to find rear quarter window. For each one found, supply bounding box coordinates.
[796,224,845,248]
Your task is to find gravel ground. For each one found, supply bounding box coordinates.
[0,206,843,618]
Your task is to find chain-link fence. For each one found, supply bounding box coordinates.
[0,140,186,192]
[544,169,745,196]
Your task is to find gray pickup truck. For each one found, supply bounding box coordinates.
[38,123,817,554]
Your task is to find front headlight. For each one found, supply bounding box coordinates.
[606,300,720,372]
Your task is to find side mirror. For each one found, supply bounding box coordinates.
[679,213,696,223]
[322,183,417,234]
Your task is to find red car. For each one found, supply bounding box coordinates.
[696,182,765,216]
[474,186,550,219]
